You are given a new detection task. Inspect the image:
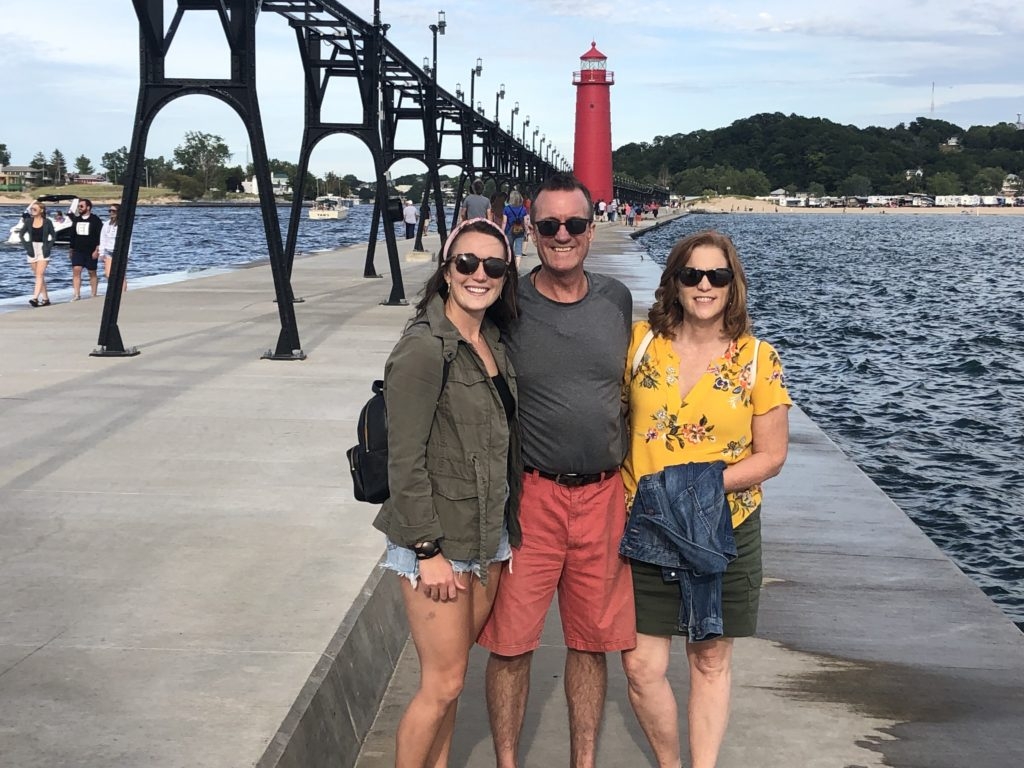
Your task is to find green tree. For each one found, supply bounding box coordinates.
[839,173,872,196]
[30,152,47,170]
[808,181,826,198]
[0,143,10,166]
[49,149,68,185]
[75,155,95,175]
[972,166,1006,194]
[173,131,231,191]
[102,146,130,184]
[926,171,961,196]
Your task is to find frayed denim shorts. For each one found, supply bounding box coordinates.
[382,526,511,587]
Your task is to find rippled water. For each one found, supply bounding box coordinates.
[0,203,388,303]
[638,213,1024,628]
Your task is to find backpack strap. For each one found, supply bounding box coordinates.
[749,338,761,387]
[630,329,655,377]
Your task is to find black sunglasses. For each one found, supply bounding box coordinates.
[533,217,591,237]
[677,267,734,287]
[451,252,509,279]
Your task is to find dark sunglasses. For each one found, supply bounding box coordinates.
[452,252,509,279]
[533,217,591,237]
[677,267,734,287]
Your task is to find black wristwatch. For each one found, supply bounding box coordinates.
[412,539,443,560]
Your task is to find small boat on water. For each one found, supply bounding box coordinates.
[308,195,351,220]
[5,194,76,246]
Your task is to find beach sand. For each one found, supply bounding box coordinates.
[688,195,1024,216]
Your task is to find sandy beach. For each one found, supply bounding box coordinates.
[687,195,1024,216]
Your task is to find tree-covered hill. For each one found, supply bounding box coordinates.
[613,113,1024,198]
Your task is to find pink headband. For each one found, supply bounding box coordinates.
[440,217,513,264]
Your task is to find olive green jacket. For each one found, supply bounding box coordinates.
[372,295,522,561]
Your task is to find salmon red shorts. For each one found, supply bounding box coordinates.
[478,470,636,655]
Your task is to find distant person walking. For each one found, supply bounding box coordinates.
[460,178,491,222]
[67,198,103,300]
[19,200,55,307]
[488,191,507,227]
[402,199,419,239]
[501,190,530,270]
[99,204,128,293]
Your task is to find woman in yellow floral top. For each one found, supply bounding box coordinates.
[620,230,791,768]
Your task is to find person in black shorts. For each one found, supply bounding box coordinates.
[67,198,103,301]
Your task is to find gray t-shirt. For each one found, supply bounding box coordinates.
[507,269,632,474]
[462,193,491,220]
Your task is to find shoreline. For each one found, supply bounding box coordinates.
[686,195,1024,216]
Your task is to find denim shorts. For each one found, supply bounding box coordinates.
[382,526,511,586]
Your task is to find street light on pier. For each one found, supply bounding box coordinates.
[510,101,519,136]
[428,11,445,81]
[469,58,483,112]
[532,128,539,153]
[455,82,464,101]
[539,134,546,158]
[522,115,530,145]
[423,56,432,78]
[494,83,505,123]
[477,101,485,117]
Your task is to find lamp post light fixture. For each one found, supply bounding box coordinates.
[539,134,546,158]
[494,83,505,123]
[469,57,482,113]
[455,82,463,101]
[532,128,539,153]
[477,101,485,117]
[509,100,519,136]
[428,10,445,81]
[522,115,530,145]
[422,56,431,77]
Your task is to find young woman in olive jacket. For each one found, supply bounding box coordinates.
[372,217,521,767]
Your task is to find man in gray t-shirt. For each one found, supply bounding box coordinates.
[460,178,491,221]
[479,173,635,768]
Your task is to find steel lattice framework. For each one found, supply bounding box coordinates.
[96,0,564,359]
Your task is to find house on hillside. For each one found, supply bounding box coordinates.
[0,165,44,190]
[241,172,292,196]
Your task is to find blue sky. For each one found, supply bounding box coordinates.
[2,0,1022,180]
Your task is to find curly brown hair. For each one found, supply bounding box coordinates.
[648,230,751,340]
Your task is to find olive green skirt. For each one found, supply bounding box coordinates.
[630,508,762,638]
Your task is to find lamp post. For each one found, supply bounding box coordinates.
[455,82,463,102]
[469,57,482,112]
[532,128,539,153]
[539,134,546,159]
[422,56,431,77]
[522,115,530,145]
[494,83,505,123]
[509,101,519,136]
[428,11,445,80]
[477,101,485,117]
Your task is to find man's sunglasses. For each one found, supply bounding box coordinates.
[452,253,509,279]
[677,267,734,287]
[533,217,591,237]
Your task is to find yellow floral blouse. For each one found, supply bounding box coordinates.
[621,321,792,530]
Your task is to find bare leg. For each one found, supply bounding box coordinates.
[486,651,533,768]
[565,649,606,768]
[72,265,83,298]
[38,260,49,301]
[395,573,475,768]
[686,637,734,768]
[88,268,98,297]
[424,563,502,768]
[621,634,681,768]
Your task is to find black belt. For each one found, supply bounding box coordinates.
[524,466,619,488]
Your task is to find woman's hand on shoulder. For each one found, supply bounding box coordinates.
[417,556,466,602]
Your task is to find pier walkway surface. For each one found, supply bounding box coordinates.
[1,216,1022,768]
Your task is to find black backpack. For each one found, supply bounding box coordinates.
[347,354,452,504]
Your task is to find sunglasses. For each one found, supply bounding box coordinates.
[677,267,734,287]
[452,252,509,279]
[533,217,591,237]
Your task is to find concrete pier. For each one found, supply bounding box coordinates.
[1,218,1022,767]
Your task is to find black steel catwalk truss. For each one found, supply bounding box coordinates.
[96,0,565,359]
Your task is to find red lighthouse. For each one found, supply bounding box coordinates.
[572,42,614,205]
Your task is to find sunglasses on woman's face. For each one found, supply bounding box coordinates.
[452,252,509,279]
[533,217,591,237]
[677,267,734,287]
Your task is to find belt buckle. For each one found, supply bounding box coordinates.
[555,472,585,488]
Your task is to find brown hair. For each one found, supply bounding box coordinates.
[648,230,751,340]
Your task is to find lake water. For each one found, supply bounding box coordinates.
[638,213,1024,629]
[3,204,1021,628]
